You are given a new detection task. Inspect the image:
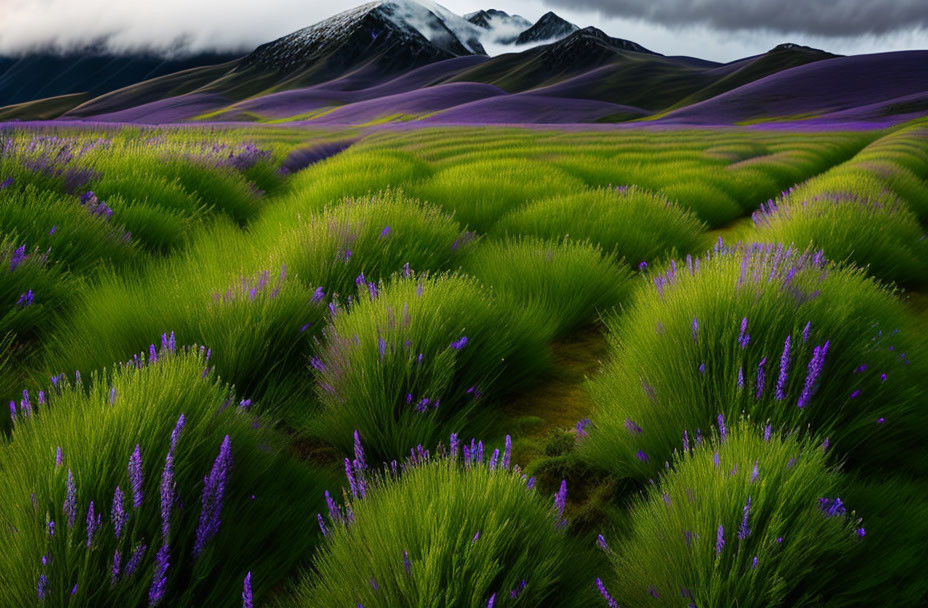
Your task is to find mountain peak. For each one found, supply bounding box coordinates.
[239,1,485,75]
[515,11,578,45]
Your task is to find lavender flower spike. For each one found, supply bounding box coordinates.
[717,413,727,442]
[86,500,102,547]
[160,453,175,541]
[353,430,366,470]
[193,436,232,558]
[554,480,568,527]
[755,356,767,400]
[716,525,725,556]
[243,572,253,608]
[129,445,144,508]
[112,486,128,540]
[797,341,830,409]
[149,544,170,606]
[502,435,511,470]
[64,469,77,528]
[595,578,619,608]
[738,497,751,540]
[775,335,791,401]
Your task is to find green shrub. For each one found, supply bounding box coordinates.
[44,221,328,419]
[256,190,469,296]
[599,424,863,608]
[411,159,587,232]
[285,444,593,608]
[462,237,633,338]
[492,187,706,266]
[0,185,139,273]
[309,274,551,460]
[751,191,928,284]
[0,348,329,607]
[581,244,927,484]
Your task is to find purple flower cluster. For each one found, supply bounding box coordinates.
[193,436,233,557]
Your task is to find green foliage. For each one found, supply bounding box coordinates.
[492,187,706,265]
[0,349,329,607]
[411,158,587,232]
[256,189,468,296]
[601,424,862,608]
[43,220,328,418]
[286,457,594,608]
[752,190,928,284]
[309,274,551,460]
[581,245,927,484]
[462,237,633,338]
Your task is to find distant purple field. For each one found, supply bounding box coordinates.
[660,51,928,125]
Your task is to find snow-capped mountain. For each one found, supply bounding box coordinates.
[240,0,487,74]
[465,9,533,44]
[515,12,579,45]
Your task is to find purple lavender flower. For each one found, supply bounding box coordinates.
[649,586,660,599]
[802,321,811,343]
[755,356,767,399]
[55,446,62,469]
[450,336,468,350]
[819,497,846,517]
[149,544,170,605]
[402,262,411,278]
[717,413,727,442]
[502,435,511,470]
[9,400,16,423]
[698,363,706,374]
[682,430,689,453]
[625,418,643,434]
[692,318,698,342]
[243,572,253,608]
[317,513,329,537]
[574,418,592,438]
[125,542,147,576]
[112,486,127,540]
[763,424,772,442]
[850,390,860,399]
[128,445,144,508]
[636,450,649,462]
[16,290,34,307]
[857,528,866,538]
[797,341,830,408]
[487,593,496,608]
[738,497,751,540]
[489,449,500,470]
[354,430,366,469]
[37,574,48,600]
[738,317,750,349]
[715,525,725,556]
[877,417,885,424]
[379,226,391,238]
[48,520,55,536]
[775,335,791,400]
[595,577,619,608]
[713,452,720,468]
[64,469,77,528]
[554,480,568,526]
[193,436,232,558]
[472,531,480,542]
[112,550,122,584]
[87,500,102,547]
[638,261,648,271]
[596,534,610,552]
[449,433,459,460]
[737,366,744,390]
[0,176,13,189]
[9,245,26,271]
[511,580,526,599]
[526,477,536,490]
[752,556,758,569]
[170,415,185,455]
[751,460,759,483]
[160,453,175,540]
[403,550,411,574]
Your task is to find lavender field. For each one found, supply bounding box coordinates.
[1,1,927,607]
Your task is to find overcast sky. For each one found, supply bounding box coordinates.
[0,0,925,62]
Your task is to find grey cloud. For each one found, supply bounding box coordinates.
[540,0,928,36]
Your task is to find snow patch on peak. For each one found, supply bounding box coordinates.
[378,0,486,54]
